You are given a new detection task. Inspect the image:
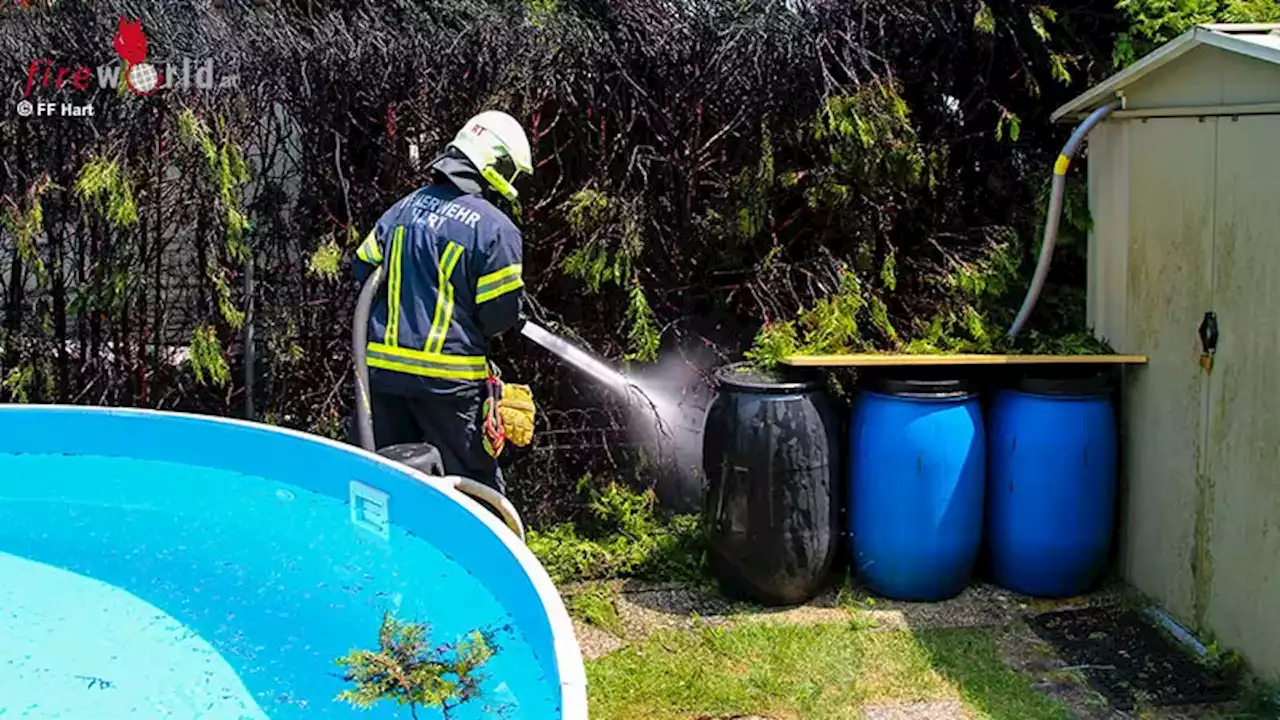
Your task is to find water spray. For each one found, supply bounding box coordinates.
[519,316,711,511]
[520,319,674,435]
[519,321,632,397]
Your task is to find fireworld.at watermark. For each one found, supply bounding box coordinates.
[23,56,239,97]
[14,17,238,118]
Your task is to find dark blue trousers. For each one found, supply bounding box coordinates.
[368,387,504,495]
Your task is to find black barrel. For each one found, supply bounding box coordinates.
[702,363,839,605]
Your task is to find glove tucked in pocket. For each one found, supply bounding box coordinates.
[498,384,535,448]
[481,366,536,458]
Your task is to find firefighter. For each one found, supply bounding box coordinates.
[353,110,534,494]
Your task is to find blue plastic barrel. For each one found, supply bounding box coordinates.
[849,377,985,601]
[986,374,1117,597]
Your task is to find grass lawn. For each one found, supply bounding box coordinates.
[585,620,1069,720]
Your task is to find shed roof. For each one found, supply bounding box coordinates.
[1051,23,1280,122]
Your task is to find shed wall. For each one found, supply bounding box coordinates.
[1122,45,1280,108]
[1115,117,1217,627]
[1085,120,1129,348]
[1088,98,1280,681]
[1202,114,1280,677]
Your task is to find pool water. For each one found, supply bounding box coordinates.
[0,453,557,719]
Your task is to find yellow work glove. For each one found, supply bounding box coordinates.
[498,383,536,447]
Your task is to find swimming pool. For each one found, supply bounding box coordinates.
[0,405,587,719]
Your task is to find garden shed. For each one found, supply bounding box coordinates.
[1054,23,1280,681]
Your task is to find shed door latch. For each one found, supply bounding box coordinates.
[1198,311,1218,371]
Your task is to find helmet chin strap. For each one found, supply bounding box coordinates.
[482,166,519,202]
[450,135,520,201]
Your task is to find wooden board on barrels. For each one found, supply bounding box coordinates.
[780,354,1149,367]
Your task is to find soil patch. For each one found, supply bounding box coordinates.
[1026,605,1238,710]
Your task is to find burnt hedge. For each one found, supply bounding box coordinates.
[0,0,1123,523]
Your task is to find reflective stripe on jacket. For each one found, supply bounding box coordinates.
[353,182,523,395]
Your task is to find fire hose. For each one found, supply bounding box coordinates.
[352,264,526,540]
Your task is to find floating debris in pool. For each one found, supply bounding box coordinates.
[336,611,507,717]
[73,675,114,690]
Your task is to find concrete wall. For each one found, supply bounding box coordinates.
[1085,45,1280,681]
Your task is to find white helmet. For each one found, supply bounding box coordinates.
[447,110,533,202]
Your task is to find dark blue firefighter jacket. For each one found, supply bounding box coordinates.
[353,156,523,397]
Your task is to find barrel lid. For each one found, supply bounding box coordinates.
[860,375,977,399]
[714,362,823,393]
[1012,373,1113,396]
